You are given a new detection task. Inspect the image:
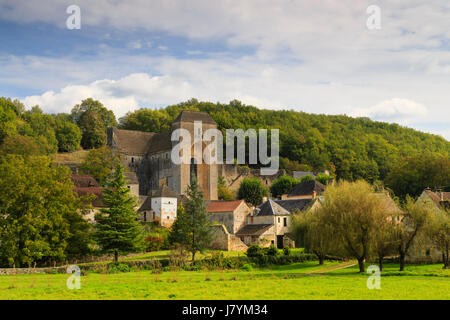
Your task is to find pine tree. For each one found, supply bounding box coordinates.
[169,178,212,262]
[94,164,143,263]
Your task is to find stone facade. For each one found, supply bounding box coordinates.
[209,224,248,251]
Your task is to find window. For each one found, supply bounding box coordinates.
[278,217,280,223]
[283,217,287,227]
[131,157,134,163]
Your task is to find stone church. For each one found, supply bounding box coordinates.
[107,110,218,200]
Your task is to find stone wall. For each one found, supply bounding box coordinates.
[209,224,247,251]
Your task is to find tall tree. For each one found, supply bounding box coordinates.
[94,164,143,263]
[80,146,121,185]
[238,177,268,207]
[427,208,450,269]
[270,175,299,198]
[169,178,212,262]
[395,197,434,271]
[55,119,82,152]
[79,110,107,149]
[71,98,117,128]
[318,180,390,272]
[0,155,91,267]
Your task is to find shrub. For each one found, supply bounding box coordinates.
[267,245,278,256]
[283,247,291,256]
[246,244,265,258]
[240,263,253,271]
[108,263,132,274]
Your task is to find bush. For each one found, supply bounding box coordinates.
[240,263,253,271]
[267,245,278,256]
[283,247,291,256]
[108,263,132,274]
[246,244,265,258]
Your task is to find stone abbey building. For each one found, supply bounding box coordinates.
[107,110,218,200]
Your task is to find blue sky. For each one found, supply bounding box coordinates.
[0,0,449,139]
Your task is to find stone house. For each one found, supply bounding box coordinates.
[406,188,449,263]
[281,180,325,200]
[138,184,178,228]
[237,199,295,248]
[206,200,251,234]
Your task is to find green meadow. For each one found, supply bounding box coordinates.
[0,261,448,300]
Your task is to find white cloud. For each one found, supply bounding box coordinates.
[351,98,429,124]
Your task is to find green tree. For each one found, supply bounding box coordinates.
[0,134,40,156]
[0,155,91,267]
[94,164,144,263]
[427,208,450,269]
[218,176,234,200]
[238,177,268,207]
[315,173,332,185]
[395,197,434,271]
[80,147,121,185]
[79,110,107,149]
[386,154,450,200]
[71,98,117,128]
[55,119,82,152]
[169,178,212,262]
[270,175,299,198]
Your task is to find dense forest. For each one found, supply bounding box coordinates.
[119,99,450,184]
[1,96,449,198]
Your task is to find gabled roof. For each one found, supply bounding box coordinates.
[147,132,172,155]
[423,189,450,210]
[288,180,325,197]
[73,187,105,208]
[173,110,216,124]
[256,199,290,216]
[109,127,155,155]
[207,200,245,213]
[236,224,273,236]
[275,199,312,213]
[149,184,178,198]
[71,174,100,188]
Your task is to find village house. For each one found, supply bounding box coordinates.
[237,199,295,249]
[206,200,251,234]
[281,179,325,200]
[406,188,449,263]
[71,174,105,222]
[138,184,179,228]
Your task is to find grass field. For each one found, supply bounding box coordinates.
[1,261,448,300]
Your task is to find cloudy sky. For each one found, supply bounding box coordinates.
[0,0,449,139]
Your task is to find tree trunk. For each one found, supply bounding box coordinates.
[358,258,365,273]
[114,250,118,263]
[399,252,405,271]
[443,251,449,269]
[319,255,324,265]
[378,256,383,272]
[192,251,196,263]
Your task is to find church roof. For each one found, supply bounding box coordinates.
[256,199,290,216]
[173,110,216,124]
[109,127,155,155]
[288,180,325,197]
[147,132,172,155]
[207,200,245,213]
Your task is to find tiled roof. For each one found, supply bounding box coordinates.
[173,110,216,124]
[73,187,105,208]
[207,200,244,213]
[236,224,273,236]
[424,189,450,209]
[109,127,155,155]
[147,132,172,155]
[71,174,100,188]
[275,199,312,213]
[149,185,178,198]
[288,180,325,197]
[256,199,290,216]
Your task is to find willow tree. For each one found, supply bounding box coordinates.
[318,180,389,272]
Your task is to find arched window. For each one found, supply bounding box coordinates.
[190,158,197,184]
